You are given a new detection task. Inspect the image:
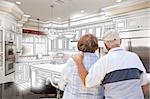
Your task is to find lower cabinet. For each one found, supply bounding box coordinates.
[15,61,51,84]
[15,63,29,84]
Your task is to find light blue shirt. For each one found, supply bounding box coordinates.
[61,52,104,99]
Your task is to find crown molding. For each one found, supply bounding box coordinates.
[0,1,24,20]
[22,0,149,30]
[102,0,150,15]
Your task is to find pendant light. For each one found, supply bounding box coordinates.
[63,0,75,39]
[37,18,40,35]
[50,5,54,35]
[48,5,58,40]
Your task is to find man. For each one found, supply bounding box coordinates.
[73,30,148,99]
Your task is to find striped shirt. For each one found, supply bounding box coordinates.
[61,53,104,99]
[85,47,148,99]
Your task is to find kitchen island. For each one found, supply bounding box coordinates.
[30,64,66,90]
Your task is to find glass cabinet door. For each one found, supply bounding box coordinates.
[75,30,80,40]
[48,39,52,51]
[16,34,22,51]
[89,28,93,34]
[82,29,86,36]
[96,27,101,38]
[58,39,63,49]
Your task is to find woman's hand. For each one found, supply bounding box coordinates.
[72,52,84,65]
[72,52,88,86]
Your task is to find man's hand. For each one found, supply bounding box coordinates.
[72,52,84,66]
[72,52,88,86]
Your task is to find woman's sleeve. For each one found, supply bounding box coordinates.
[58,58,74,90]
[62,58,74,81]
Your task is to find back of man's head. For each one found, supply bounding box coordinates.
[103,30,121,48]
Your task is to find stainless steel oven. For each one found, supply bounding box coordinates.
[5,41,15,59]
[5,60,15,75]
[5,41,16,75]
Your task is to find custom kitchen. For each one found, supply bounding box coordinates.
[0,0,150,99]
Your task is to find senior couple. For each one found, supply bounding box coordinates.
[59,30,148,99]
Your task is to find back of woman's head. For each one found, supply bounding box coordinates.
[77,34,98,53]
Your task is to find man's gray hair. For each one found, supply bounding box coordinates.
[103,30,121,46]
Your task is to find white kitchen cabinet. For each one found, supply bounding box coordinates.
[126,14,149,29]
[81,29,86,36]
[139,15,149,28]
[16,34,22,53]
[49,36,71,51]
[35,44,47,55]
[58,39,63,49]
[88,28,93,34]
[115,19,126,30]
[48,39,52,51]
[15,63,29,84]
[15,62,32,84]
[96,27,102,38]
[104,22,114,32]
[15,57,52,85]
[75,30,81,40]
[126,17,139,29]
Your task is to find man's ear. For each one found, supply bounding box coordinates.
[120,39,122,45]
[105,41,110,50]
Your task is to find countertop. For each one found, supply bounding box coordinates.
[31,63,66,73]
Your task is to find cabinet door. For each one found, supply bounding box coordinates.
[104,22,114,31]
[15,63,29,83]
[95,27,102,38]
[139,15,149,28]
[116,19,126,30]
[58,39,63,49]
[121,14,149,29]
[81,29,86,36]
[5,32,16,42]
[126,17,139,29]
[16,73,25,83]
[16,34,22,51]
[75,30,81,40]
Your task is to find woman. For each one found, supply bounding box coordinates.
[59,34,104,99]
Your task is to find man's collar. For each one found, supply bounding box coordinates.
[108,47,124,53]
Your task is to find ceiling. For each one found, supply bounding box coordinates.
[4,0,129,22]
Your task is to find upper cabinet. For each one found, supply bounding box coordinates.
[115,19,126,30]
[126,16,139,29]
[104,22,114,32]
[49,35,71,51]
[138,14,149,28]
[115,11,150,31]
